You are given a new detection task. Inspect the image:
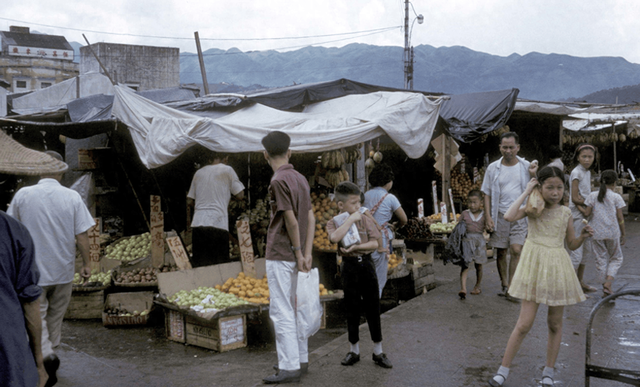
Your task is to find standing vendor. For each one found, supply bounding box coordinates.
[364,163,407,296]
[187,151,244,267]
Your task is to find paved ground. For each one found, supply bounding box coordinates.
[55,216,640,387]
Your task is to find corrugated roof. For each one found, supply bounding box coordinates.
[1,31,73,50]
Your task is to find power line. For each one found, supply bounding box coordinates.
[0,16,400,42]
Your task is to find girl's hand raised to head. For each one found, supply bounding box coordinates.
[525,178,539,194]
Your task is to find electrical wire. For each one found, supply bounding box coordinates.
[0,16,399,42]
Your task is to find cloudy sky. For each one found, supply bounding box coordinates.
[2,0,640,63]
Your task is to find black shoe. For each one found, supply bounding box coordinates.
[372,353,393,368]
[273,362,308,375]
[341,352,360,366]
[505,292,520,303]
[498,285,508,297]
[43,354,60,387]
[263,369,301,384]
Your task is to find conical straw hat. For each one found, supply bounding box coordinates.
[0,130,69,175]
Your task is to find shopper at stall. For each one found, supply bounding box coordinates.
[583,170,626,296]
[0,211,48,387]
[187,151,245,267]
[482,132,538,299]
[261,131,315,384]
[568,143,599,293]
[458,189,488,299]
[488,167,590,387]
[327,181,392,369]
[364,163,407,297]
[7,151,95,387]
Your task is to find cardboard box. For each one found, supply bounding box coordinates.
[185,314,247,352]
[102,291,155,327]
[65,289,104,320]
[165,309,186,343]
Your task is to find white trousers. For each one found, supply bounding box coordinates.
[585,238,624,282]
[39,282,73,357]
[266,260,308,371]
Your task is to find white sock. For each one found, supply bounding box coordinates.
[373,342,383,355]
[543,366,554,379]
[493,366,509,384]
[350,342,359,355]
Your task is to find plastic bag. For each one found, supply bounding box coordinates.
[296,268,323,340]
[525,187,545,218]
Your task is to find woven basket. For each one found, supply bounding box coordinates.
[0,130,68,175]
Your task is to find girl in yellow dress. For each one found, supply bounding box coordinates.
[489,166,593,387]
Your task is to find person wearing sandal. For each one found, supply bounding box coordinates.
[488,167,592,387]
[582,170,626,298]
[458,190,488,300]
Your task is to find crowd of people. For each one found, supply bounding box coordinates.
[1,130,628,387]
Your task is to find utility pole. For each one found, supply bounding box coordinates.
[194,31,210,96]
[404,0,410,90]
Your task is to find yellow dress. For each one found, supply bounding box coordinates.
[509,206,586,306]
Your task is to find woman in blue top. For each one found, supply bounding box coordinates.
[364,164,408,297]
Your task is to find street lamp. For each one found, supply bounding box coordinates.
[404,0,424,90]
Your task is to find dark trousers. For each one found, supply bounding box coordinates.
[342,255,382,344]
[191,226,230,268]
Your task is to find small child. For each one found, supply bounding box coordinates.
[326,182,392,369]
[583,170,626,296]
[458,189,488,299]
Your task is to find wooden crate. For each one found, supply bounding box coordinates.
[165,309,186,343]
[64,290,104,319]
[185,314,247,352]
[102,291,155,327]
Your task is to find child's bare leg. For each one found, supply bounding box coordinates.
[603,275,614,295]
[546,305,564,367]
[471,263,483,294]
[459,266,469,299]
[501,300,539,367]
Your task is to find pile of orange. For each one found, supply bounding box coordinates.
[311,192,339,251]
[388,253,402,270]
[218,272,332,303]
[313,223,337,251]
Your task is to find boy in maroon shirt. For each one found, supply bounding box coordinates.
[326,181,393,369]
[261,131,315,384]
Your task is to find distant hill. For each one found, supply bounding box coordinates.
[71,41,640,101]
[571,83,640,104]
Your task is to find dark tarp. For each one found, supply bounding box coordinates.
[438,88,519,143]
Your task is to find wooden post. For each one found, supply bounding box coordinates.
[194,31,210,96]
[166,236,192,270]
[235,218,257,278]
[82,34,115,85]
[150,195,165,268]
[88,218,101,272]
[442,136,452,216]
[612,122,617,170]
[559,119,564,151]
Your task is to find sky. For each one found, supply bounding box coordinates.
[2,0,640,64]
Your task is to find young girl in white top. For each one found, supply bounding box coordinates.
[489,166,592,387]
[583,170,626,296]
[568,143,597,293]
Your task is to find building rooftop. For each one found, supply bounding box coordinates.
[1,26,73,51]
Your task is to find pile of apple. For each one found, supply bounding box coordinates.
[169,287,249,310]
[73,269,111,286]
[104,233,152,262]
[105,307,150,317]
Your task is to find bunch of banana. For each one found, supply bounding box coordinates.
[343,147,362,164]
[490,125,510,136]
[325,169,350,187]
[321,150,345,169]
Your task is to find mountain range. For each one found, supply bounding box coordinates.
[71,42,640,102]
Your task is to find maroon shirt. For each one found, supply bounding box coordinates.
[265,164,312,262]
[326,213,381,257]
[461,210,486,234]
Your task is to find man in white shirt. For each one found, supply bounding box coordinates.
[8,151,95,387]
[481,133,538,300]
[187,151,245,267]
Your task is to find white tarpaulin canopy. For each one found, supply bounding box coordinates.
[111,85,442,169]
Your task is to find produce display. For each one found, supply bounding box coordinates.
[105,307,150,317]
[104,233,152,261]
[429,222,458,234]
[387,253,402,270]
[73,269,111,286]
[396,218,434,240]
[235,195,270,257]
[169,287,250,309]
[311,192,339,251]
[114,265,179,285]
[427,213,461,223]
[321,147,362,187]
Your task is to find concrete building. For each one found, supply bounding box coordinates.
[0,26,79,93]
[80,43,179,91]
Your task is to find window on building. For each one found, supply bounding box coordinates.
[16,80,27,89]
[41,82,52,88]
[124,83,140,91]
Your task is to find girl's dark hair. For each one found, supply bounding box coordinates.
[573,143,598,170]
[537,166,564,185]
[598,170,618,203]
[368,163,394,187]
[467,189,483,200]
